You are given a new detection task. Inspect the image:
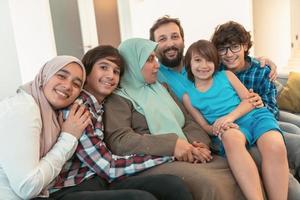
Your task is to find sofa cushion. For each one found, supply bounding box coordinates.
[277,71,300,112]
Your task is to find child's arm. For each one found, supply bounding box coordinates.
[214,71,255,130]
[182,93,213,135]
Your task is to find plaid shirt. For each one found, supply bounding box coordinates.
[51,90,173,190]
[222,56,278,118]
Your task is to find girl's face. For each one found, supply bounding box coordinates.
[141,52,160,84]
[84,57,120,103]
[43,62,84,110]
[191,52,215,81]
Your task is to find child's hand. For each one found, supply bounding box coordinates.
[221,122,239,131]
[212,116,234,135]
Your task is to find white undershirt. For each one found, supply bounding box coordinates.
[0,91,78,199]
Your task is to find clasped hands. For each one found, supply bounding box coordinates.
[174,139,213,164]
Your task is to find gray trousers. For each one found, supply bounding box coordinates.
[249,132,300,200]
[278,110,300,135]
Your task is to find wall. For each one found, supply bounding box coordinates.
[49,0,84,59]
[9,0,57,83]
[0,0,22,99]
[0,0,57,99]
[253,0,291,71]
[117,0,253,53]
[94,0,121,47]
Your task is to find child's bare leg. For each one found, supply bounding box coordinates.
[222,129,263,200]
[257,131,288,200]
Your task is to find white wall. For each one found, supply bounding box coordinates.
[253,0,291,71]
[0,0,57,99]
[0,0,22,99]
[117,0,253,53]
[9,0,57,83]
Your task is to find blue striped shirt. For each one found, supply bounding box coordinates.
[222,56,278,118]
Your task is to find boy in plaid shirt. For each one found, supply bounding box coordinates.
[44,45,192,200]
[211,21,300,135]
[211,21,300,187]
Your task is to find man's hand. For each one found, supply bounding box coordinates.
[256,56,278,81]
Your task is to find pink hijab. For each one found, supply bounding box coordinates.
[20,56,86,157]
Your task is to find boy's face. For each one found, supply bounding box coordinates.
[84,57,120,103]
[153,22,184,69]
[218,43,248,72]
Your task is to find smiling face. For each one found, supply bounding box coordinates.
[218,43,247,72]
[141,52,160,84]
[191,52,215,82]
[84,57,120,103]
[43,62,83,110]
[153,22,184,70]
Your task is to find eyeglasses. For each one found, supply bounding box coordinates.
[217,44,242,56]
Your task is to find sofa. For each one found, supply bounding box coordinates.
[276,72,300,117]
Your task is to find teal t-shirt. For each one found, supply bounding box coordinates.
[187,70,244,124]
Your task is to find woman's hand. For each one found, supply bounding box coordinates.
[59,103,91,139]
[192,141,213,163]
[174,138,195,163]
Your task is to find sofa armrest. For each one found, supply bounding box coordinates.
[277,73,288,86]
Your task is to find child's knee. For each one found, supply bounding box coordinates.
[259,132,287,159]
[222,129,246,151]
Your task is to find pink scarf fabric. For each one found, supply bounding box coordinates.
[20,56,86,157]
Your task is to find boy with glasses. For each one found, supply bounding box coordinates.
[150,16,300,199]
[211,20,300,191]
[211,21,300,133]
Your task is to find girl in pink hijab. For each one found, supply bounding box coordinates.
[0,56,91,199]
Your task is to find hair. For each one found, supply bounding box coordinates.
[184,40,220,82]
[211,21,252,57]
[149,15,184,41]
[81,45,125,77]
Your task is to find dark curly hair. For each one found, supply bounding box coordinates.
[211,21,252,57]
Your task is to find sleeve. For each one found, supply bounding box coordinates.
[75,132,172,182]
[168,89,211,146]
[103,94,179,156]
[258,67,279,117]
[0,96,77,199]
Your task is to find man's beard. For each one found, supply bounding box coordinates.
[159,47,183,68]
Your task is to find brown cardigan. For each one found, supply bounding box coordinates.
[103,91,247,200]
[103,89,210,156]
